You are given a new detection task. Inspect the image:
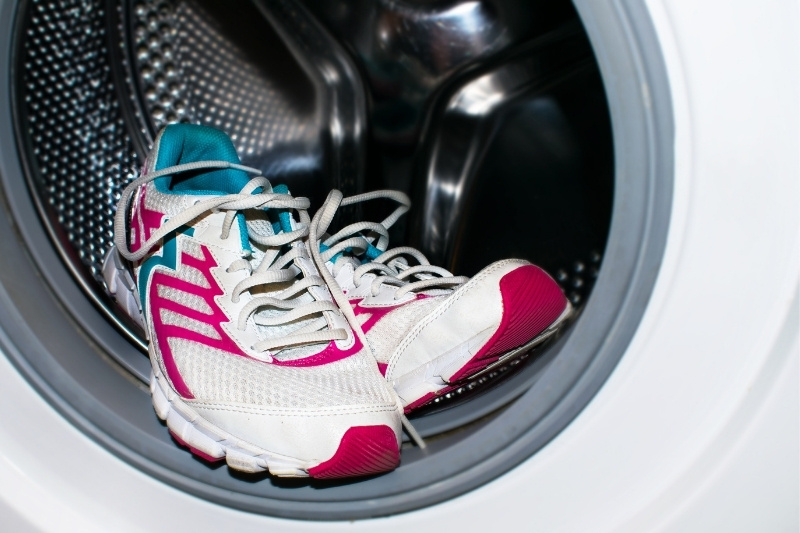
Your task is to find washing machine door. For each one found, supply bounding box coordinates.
[0,0,797,531]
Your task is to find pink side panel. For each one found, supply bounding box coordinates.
[308,425,400,479]
[449,265,567,382]
[149,245,249,399]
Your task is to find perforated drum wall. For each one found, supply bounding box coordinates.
[1,0,671,520]
[20,0,139,285]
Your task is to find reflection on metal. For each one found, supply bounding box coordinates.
[128,0,366,202]
[15,0,367,361]
[303,3,610,309]
[415,24,603,273]
[19,0,140,286]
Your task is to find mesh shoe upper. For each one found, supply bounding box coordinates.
[110,124,402,474]
[308,189,570,412]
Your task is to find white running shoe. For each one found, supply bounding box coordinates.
[105,124,402,478]
[308,190,572,413]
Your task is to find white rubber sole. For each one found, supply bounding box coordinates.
[107,247,400,478]
[150,367,319,477]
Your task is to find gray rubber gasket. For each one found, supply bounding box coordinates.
[0,0,673,521]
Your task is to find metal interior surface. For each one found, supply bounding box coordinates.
[0,0,672,520]
[16,0,367,375]
[307,1,611,307]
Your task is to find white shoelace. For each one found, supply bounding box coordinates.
[114,160,347,355]
[307,189,476,448]
[311,189,470,300]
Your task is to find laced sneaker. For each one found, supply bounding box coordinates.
[308,190,573,413]
[103,124,402,478]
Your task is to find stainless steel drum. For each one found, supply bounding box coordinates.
[2,0,671,520]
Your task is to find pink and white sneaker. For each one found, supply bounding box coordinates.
[104,124,402,478]
[308,190,573,414]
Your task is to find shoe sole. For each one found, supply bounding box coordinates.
[151,367,400,478]
[398,301,573,413]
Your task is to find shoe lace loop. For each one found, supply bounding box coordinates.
[315,189,470,298]
[114,160,348,354]
[309,189,452,449]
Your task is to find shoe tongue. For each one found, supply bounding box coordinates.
[240,182,299,257]
[327,239,384,266]
[270,183,295,234]
[153,123,250,194]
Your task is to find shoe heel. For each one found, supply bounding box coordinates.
[102,245,146,329]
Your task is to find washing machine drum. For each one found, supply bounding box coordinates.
[0,0,670,519]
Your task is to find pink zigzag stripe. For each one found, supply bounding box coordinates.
[272,336,362,368]
[151,242,363,382]
[130,188,164,254]
[352,301,396,333]
[138,186,368,382]
[150,245,246,399]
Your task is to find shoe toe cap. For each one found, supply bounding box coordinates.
[388,259,567,382]
[189,400,402,473]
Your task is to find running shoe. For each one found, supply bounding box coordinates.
[308,190,572,413]
[104,124,402,478]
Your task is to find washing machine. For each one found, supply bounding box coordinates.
[0,0,797,531]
